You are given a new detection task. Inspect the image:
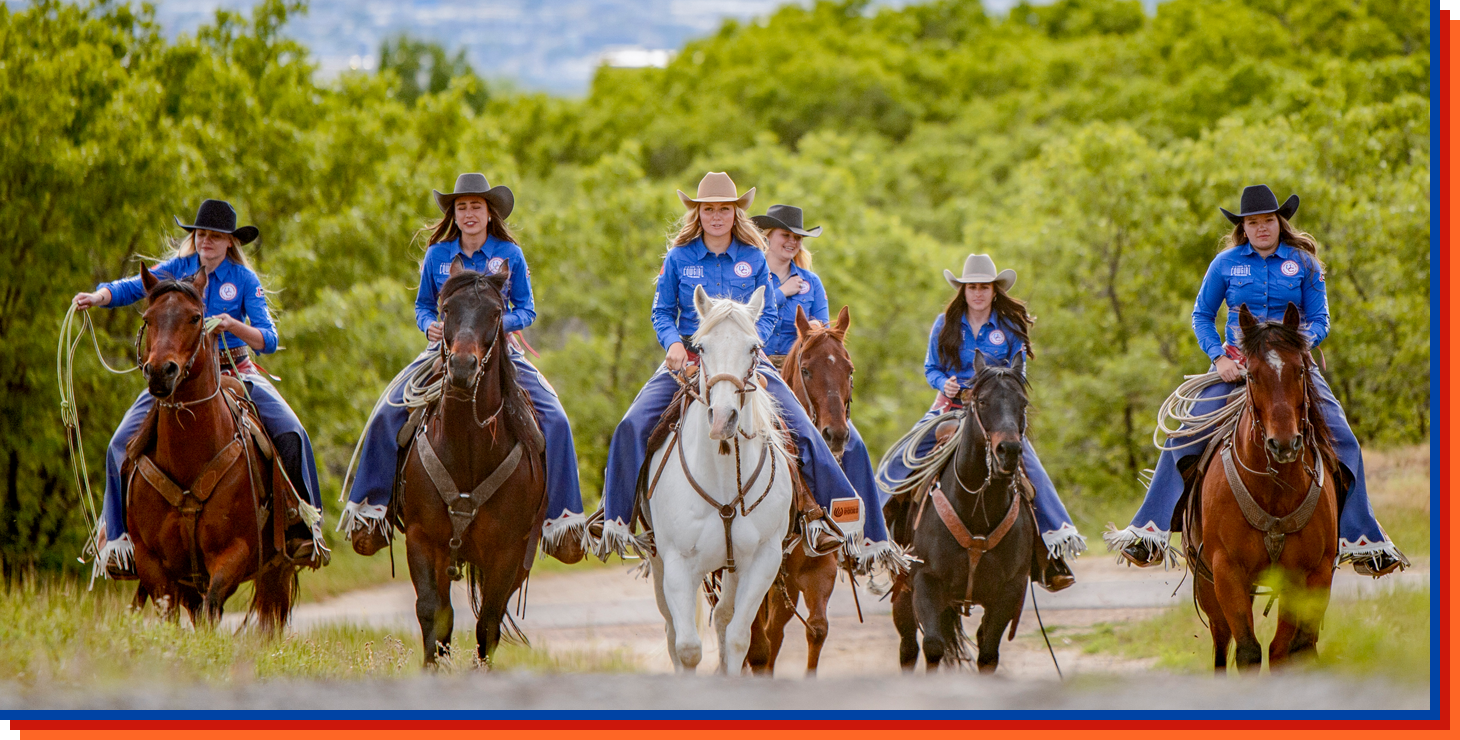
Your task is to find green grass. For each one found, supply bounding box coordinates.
[1073,586,1430,682]
[0,577,639,688]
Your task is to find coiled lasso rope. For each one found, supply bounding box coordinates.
[874,409,963,499]
[337,347,444,501]
[1151,369,1247,452]
[57,303,223,547]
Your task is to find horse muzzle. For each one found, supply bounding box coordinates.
[1265,433,1304,464]
[708,407,739,441]
[821,425,849,459]
[144,361,181,398]
[993,438,1023,476]
[447,353,479,391]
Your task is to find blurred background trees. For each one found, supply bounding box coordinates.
[0,0,1429,575]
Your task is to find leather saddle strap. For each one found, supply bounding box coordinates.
[134,438,245,509]
[675,421,744,573]
[416,436,524,554]
[1220,444,1326,564]
[931,485,1022,604]
[646,394,690,502]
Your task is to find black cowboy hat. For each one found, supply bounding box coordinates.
[751,204,822,238]
[433,173,515,219]
[1220,184,1300,225]
[173,199,258,245]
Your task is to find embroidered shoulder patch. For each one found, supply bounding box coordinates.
[255,286,265,298]
[218,283,237,301]
[734,261,752,278]
[988,330,1006,346]
[488,257,505,274]
[1280,259,1300,277]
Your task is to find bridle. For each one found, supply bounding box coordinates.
[436,280,505,430]
[1231,348,1322,487]
[136,296,221,412]
[950,370,1027,503]
[792,337,854,431]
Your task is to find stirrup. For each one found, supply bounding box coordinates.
[1353,550,1408,578]
[351,526,389,557]
[1119,539,1162,568]
[1038,555,1076,592]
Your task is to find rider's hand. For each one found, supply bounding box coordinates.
[941,376,961,398]
[665,342,688,372]
[1214,356,1243,383]
[73,289,109,309]
[779,275,804,297]
[426,321,443,343]
[209,314,237,334]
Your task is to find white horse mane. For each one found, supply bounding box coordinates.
[691,295,789,455]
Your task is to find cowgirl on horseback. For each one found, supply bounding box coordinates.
[753,203,898,565]
[592,173,904,572]
[1105,185,1408,577]
[876,254,1085,591]
[339,173,587,563]
[74,199,325,579]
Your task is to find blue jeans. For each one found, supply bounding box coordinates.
[346,348,583,523]
[1126,367,1389,551]
[100,372,320,544]
[876,399,1079,550]
[600,359,869,536]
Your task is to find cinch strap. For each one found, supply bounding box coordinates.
[415,436,524,566]
[1219,443,1325,564]
[930,484,1022,606]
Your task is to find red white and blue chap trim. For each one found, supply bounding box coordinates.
[1281,259,1300,276]
[734,261,752,277]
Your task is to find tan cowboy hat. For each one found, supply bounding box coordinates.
[677,171,755,210]
[944,254,1016,291]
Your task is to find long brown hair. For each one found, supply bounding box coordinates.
[669,205,767,250]
[1222,214,1324,275]
[420,197,518,247]
[937,283,1036,371]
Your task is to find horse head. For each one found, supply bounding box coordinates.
[139,264,211,398]
[1238,302,1317,465]
[691,285,768,442]
[788,305,854,459]
[965,350,1028,477]
[439,256,508,393]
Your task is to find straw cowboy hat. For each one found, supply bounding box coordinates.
[1219,184,1299,225]
[944,254,1016,291]
[433,173,515,219]
[174,199,258,245]
[751,204,822,238]
[677,172,755,210]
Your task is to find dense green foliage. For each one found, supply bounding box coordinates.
[0,0,1429,574]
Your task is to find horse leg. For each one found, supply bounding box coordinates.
[252,563,298,634]
[659,553,705,673]
[201,540,252,628]
[474,567,524,667]
[1195,572,1231,674]
[406,533,451,667]
[1211,552,1262,673]
[912,572,948,672]
[892,580,920,671]
[1281,570,1333,666]
[745,596,773,676]
[712,568,739,674]
[975,580,1024,675]
[801,558,835,677]
[720,545,783,675]
[764,582,795,676]
[649,556,682,672]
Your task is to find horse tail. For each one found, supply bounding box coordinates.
[467,563,530,647]
[943,608,973,664]
[248,562,299,634]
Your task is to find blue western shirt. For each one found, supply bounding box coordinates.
[98,254,277,354]
[415,236,535,334]
[1192,241,1328,361]
[924,313,1026,392]
[651,237,778,350]
[766,264,829,355]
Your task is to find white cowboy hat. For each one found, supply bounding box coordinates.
[677,171,755,210]
[944,253,1016,291]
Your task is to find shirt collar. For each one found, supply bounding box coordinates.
[1236,240,1293,259]
[442,237,496,261]
[960,312,998,334]
[689,236,746,261]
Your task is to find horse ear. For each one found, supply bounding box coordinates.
[1282,301,1300,329]
[746,285,766,319]
[140,263,158,293]
[191,264,208,294]
[449,255,466,277]
[1012,350,1026,377]
[973,350,987,374]
[833,305,851,336]
[694,284,714,320]
[794,304,812,338]
[1237,304,1258,334]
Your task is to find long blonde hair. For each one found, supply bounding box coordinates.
[173,231,252,269]
[670,205,767,250]
[1221,214,1324,274]
[758,226,814,269]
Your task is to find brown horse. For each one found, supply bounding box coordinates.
[397,259,546,667]
[745,305,852,676]
[126,265,300,630]
[1187,303,1340,673]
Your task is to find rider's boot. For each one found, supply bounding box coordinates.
[1118,539,1163,568]
[542,527,586,564]
[351,526,389,557]
[1037,555,1076,592]
[793,475,843,555]
[1353,549,1409,578]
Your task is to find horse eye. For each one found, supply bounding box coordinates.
[801,367,811,378]
[191,315,201,324]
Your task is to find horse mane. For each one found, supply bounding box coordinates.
[1239,318,1338,471]
[971,364,1029,394]
[691,295,790,456]
[146,277,202,303]
[439,269,540,456]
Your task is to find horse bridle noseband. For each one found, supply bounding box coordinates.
[437,283,505,430]
[136,303,222,411]
[950,373,1026,501]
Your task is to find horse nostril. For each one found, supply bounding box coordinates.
[162,361,179,377]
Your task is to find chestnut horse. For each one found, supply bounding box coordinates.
[126,266,300,630]
[1187,303,1339,673]
[746,305,853,677]
[396,260,546,667]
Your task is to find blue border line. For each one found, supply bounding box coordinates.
[0,4,1446,725]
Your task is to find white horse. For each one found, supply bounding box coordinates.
[649,285,794,674]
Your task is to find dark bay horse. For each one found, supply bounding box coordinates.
[746,305,852,677]
[397,259,546,667]
[127,266,300,630]
[892,352,1036,673]
[1187,304,1339,673]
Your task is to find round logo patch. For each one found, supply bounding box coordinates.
[797,279,811,295]
[488,257,505,275]
[988,330,1006,346]
[218,283,237,301]
[734,261,752,278]
[1280,260,1300,277]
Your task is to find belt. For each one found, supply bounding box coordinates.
[219,345,251,365]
